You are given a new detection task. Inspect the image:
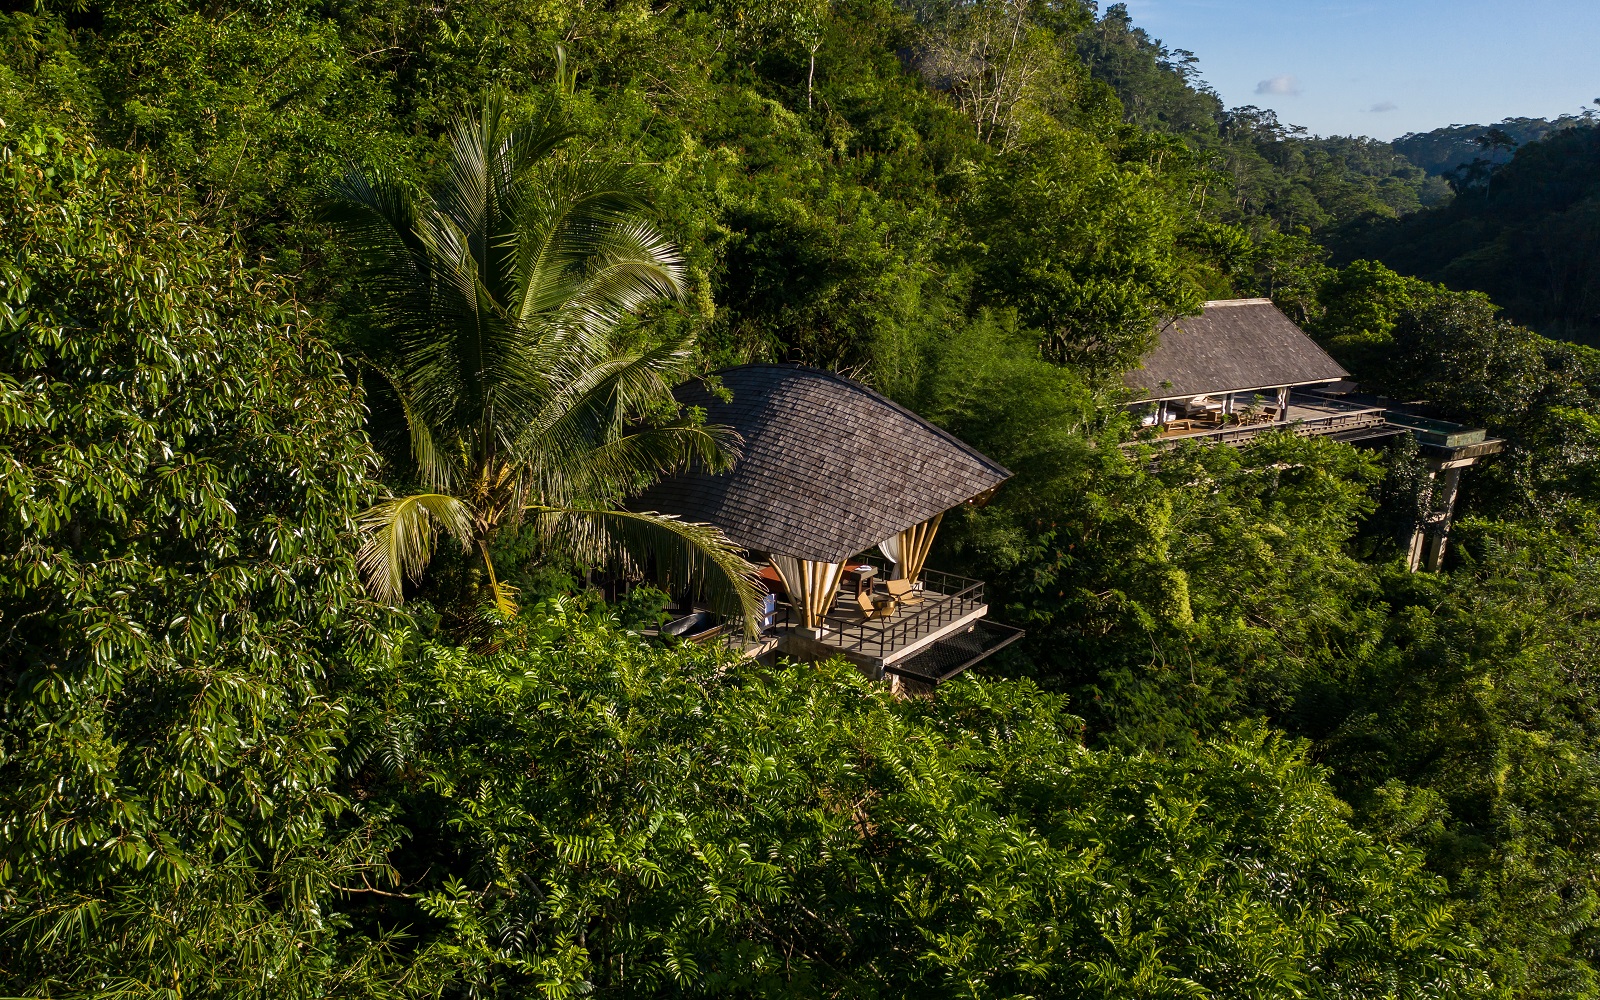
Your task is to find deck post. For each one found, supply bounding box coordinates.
[1424,467,1464,571]
[1405,458,1478,572]
[769,555,845,636]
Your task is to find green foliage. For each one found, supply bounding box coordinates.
[0,128,401,996]
[1332,124,1600,347]
[349,601,1483,998]
[967,123,1203,376]
[5,0,1600,995]
[1314,522,1600,997]
[1305,258,1442,379]
[1073,4,1222,138]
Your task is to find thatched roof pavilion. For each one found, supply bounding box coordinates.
[1126,298,1349,403]
[1122,299,1504,574]
[636,365,1013,661]
[637,364,1010,563]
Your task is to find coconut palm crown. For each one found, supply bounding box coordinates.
[328,93,762,628]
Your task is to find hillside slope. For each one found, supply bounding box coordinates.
[1332,124,1600,345]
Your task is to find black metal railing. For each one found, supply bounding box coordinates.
[641,568,986,661]
[818,569,986,660]
[1130,394,1388,451]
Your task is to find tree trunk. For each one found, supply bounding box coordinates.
[808,45,819,109]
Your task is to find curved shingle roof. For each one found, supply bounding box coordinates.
[1125,298,1349,402]
[633,365,1011,563]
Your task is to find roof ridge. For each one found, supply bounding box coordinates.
[1202,297,1275,307]
[710,364,1012,482]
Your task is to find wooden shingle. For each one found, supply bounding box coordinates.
[1125,298,1349,402]
[633,365,1011,563]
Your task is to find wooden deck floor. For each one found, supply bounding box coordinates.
[1143,395,1387,448]
[810,588,989,665]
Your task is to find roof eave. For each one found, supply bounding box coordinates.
[1126,376,1346,405]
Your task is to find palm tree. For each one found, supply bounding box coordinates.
[327,93,762,628]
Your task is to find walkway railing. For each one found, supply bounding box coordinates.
[818,569,986,661]
[1134,394,1388,450]
[642,567,987,662]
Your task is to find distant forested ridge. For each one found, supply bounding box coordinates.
[5,1,1600,998]
[1333,123,1600,346]
[1074,3,1451,230]
[1393,115,1594,177]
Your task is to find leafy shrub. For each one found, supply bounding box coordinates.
[0,129,394,997]
[350,600,1485,998]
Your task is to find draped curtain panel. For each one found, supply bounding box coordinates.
[877,534,903,577]
[768,554,846,629]
[879,512,943,584]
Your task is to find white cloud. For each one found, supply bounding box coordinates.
[1255,74,1302,97]
[1368,101,1398,113]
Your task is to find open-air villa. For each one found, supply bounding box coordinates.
[636,364,1024,691]
[1126,297,1504,570]
[1126,297,1397,447]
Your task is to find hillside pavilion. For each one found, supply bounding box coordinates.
[636,364,1023,688]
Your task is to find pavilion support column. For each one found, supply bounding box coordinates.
[769,554,846,635]
[879,512,943,583]
[1427,467,1465,569]
[1277,385,1291,422]
[1404,520,1429,572]
[1404,460,1474,572]
[1424,464,1466,572]
[1403,467,1440,573]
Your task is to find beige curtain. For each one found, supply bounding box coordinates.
[768,554,846,630]
[880,512,942,584]
[877,534,902,577]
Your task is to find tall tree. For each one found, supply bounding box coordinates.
[0,128,409,998]
[328,94,762,624]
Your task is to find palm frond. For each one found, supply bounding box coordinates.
[327,160,508,437]
[504,113,580,208]
[529,506,764,635]
[333,91,730,625]
[323,167,437,343]
[357,493,478,605]
[405,96,573,443]
[373,367,456,491]
[561,220,686,335]
[514,160,681,330]
[568,423,741,498]
[518,332,698,464]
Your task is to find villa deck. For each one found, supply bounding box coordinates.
[1140,393,1392,449]
[712,566,1022,681]
[812,568,991,665]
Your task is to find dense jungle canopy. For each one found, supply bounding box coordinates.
[3,1,1600,997]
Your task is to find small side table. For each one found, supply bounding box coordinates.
[844,563,876,598]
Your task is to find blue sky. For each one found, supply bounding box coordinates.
[1119,0,1600,139]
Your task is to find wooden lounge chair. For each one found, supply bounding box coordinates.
[855,589,897,620]
[884,578,924,606]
